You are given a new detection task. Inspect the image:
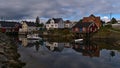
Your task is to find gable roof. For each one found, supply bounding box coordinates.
[0,21,19,27]
[83,14,100,21]
[46,19,51,24]
[72,22,93,28]
[46,18,63,24]
[82,14,101,28]
[22,21,36,26]
[53,18,63,23]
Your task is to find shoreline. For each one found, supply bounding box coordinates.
[0,33,25,68]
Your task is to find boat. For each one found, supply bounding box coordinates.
[74,39,83,43]
[27,34,42,40]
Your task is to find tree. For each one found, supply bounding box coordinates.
[110,17,118,24]
[39,23,44,27]
[36,16,40,26]
[78,19,83,23]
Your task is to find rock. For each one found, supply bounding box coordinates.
[0,33,25,68]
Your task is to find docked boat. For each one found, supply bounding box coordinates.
[27,34,42,40]
[74,39,83,43]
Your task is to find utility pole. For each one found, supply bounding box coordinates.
[110,12,112,21]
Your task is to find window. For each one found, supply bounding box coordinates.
[51,25,53,27]
[75,28,79,31]
[90,27,92,32]
[83,27,86,32]
[80,28,82,32]
[50,19,54,24]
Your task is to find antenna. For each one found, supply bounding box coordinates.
[110,12,112,21]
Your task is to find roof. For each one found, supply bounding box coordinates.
[46,18,63,24]
[64,20,71,24]
[53,18,63,23]
[72,22,93,28]
[0,21,19,27]
[89,14,96,17]
[46,19,51,24]
[23,21,36,26]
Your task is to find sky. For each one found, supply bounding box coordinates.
[0,0,120,21]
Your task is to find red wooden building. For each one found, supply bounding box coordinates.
[72,22,98,33]
[0,21,20,33]
[82,14,102,29]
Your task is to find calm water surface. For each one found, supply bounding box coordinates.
[17,37,120,68]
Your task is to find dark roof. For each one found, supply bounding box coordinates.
[72,22,93,28]
[53,18,63,23]
[64,20,71,24]
[46,19,51,24]
[46,18,63,24]
[89,14,96,17]
[0,21,19,27]
[23,21,36,26]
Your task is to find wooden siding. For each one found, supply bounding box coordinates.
[82,15,102,29]
[72,23,97,33]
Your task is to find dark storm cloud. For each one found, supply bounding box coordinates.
[0,0,119,20]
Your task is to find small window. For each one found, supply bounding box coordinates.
[51,25,54,27]
[83,27,86,32]
[80,28,82,32]
[75,28,79,31]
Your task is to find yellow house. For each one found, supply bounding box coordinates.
[19,21,37,34]
[21,21,28,32]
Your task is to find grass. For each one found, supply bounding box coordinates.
[92,26,120,51]
[92,26,120,39]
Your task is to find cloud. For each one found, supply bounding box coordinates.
[101,16,110,22]
[0,0,119,20]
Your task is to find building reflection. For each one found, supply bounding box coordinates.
[45,40,100,57]
[45,42,66,52]
[18,36,100,57]
[18,36,42,52]
[72,41,100,57]
[19,37,28,47]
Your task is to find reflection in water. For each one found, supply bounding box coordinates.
[16,36,120,68]
[35,42,40,52]
[72,42,100,57]
[45,42,66,52]
[44,41,100,57]
[109,50,116,61]
[19,36,100,57]
[19,36,44,52]
[43,39,100,57]
[110,51,115,57]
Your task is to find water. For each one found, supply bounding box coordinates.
[17,37,120,68]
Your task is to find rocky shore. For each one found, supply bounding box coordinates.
[0,33,25,68]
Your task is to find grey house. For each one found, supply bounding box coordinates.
[46,18,64,30]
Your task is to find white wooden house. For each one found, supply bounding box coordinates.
[46,18,64,30]
[64,20,72,28]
